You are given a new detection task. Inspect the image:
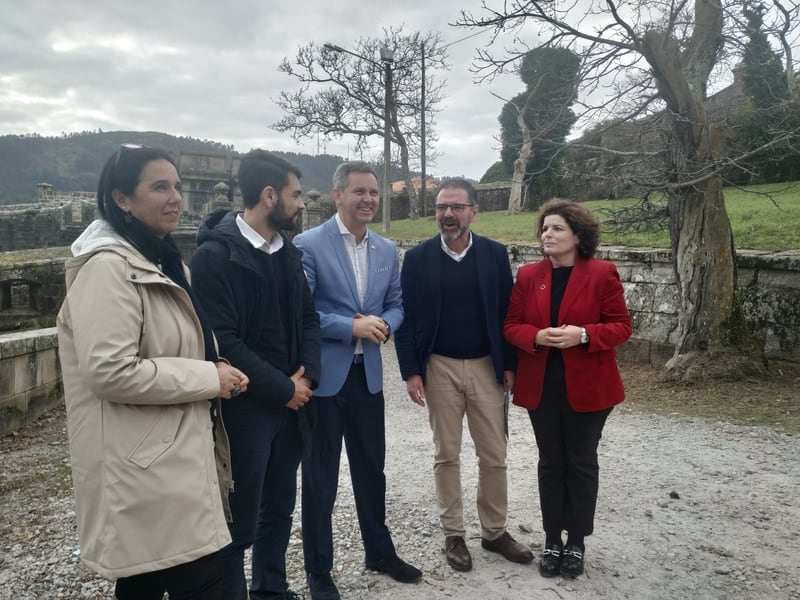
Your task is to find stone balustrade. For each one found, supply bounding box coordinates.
[0,327,61,436]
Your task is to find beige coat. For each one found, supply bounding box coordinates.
[56,220,232,579]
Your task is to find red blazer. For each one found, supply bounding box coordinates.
[504,257,632,412]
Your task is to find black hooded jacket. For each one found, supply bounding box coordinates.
[190,209,321,411]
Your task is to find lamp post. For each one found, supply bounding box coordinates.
[324,43,394,232]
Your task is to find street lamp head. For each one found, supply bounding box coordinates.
[323,43,345,53]
[379,46,394,64]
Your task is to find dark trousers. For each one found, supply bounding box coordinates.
[529,381,612,539]
[221,400,302,600]
[301,363,396,575]
[114,550,223,600]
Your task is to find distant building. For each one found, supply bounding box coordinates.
[390,176,439,194]
[178,151,243,215]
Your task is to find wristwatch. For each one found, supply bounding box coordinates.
[382,319,391,343]
[580,327,589,344]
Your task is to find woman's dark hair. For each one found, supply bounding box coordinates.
[97,145,178,231]
[537,198,600,259]
[238,149,302,209]
[96,145,179,261]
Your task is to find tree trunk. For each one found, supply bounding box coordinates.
[394,124,419,219]
[667,177,736,355]
[508,107,532,214]
[639,2,758,375]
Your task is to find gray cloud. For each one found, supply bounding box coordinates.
[0,0,531,179]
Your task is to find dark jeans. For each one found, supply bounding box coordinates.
[529,380,612,539]
[114,550,223,600]
[221,402,302,600]
[301,363,396,575]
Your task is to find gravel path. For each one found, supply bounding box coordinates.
[1,345,799,599]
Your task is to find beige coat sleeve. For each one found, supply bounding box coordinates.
[66,252,219,405]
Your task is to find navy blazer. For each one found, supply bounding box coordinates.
[395,233,517,384]
[294,216,403,397]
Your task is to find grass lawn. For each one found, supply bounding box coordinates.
[373,181,800,251]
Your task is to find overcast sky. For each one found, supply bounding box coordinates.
[0,0,538,180]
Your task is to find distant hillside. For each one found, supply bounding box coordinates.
[0,131,346,204]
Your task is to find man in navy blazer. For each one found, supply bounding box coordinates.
[394,178,533,573]
[293,161,421,600]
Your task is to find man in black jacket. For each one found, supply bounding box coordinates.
[394,178,532,573]
[191,150,321,600]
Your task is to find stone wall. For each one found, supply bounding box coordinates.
[0,328,61,436]
[396,242,800,365]
[0,256,67,332]
[0,201,95,252]
[2,245,798,435]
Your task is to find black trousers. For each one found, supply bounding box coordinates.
[221,403,302,600]
[529,380,612,539]
[114,550,223,600]
[301,362,396,575]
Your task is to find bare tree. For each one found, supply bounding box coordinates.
[456,0,800,376]
[274,27,448,219]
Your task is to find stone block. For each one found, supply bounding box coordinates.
[756,269,800,291]
[617,338,651,363]
[0,357,13,398]
[0,401,26,436]
[33,327,58,350]
[630,265,674,284]
[653,284,680,314]
[0,332,35,359]
[36,348,58,386]
[13,353,36,394]
[623,282,655,312]
[631,310,677,344]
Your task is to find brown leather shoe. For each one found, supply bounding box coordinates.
[444,535,473,572]
[481,531,534,564]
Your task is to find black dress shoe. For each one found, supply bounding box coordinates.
[538,543,562,578]
[365,556,423,583]
[481,531,534,564]
[444,535,473,572]
[560,544,584,578]
[306,572,341,600]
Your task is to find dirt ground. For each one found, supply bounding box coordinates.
[1,351,798,599]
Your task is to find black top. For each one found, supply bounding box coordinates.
[544,265,573,386]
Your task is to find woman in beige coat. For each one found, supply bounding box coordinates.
[57,145,248,600]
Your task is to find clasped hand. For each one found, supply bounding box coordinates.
[286,365,313,411]
[536,324,582,349]
[216,362,249,399]
[353,313,389,344]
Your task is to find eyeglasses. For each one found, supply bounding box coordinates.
[434,203,475,214]
[112,143,144,171]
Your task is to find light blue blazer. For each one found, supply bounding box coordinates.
[294,217,403,397]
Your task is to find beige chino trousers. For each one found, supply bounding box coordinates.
[425,353,508,541]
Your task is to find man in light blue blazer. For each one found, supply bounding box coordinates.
[293,161,421,600]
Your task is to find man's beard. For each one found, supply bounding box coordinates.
[269,204,299,231]
[438,220,468,243]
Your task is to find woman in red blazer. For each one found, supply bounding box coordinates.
[504,199,631,579]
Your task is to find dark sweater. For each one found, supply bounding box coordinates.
[432,248,490,359]
[250,245,293,377]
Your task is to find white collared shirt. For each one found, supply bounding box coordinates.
[335,213,369,356]
[335,213,369,303]
[236,214,284,254]
[440,231,473,262]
